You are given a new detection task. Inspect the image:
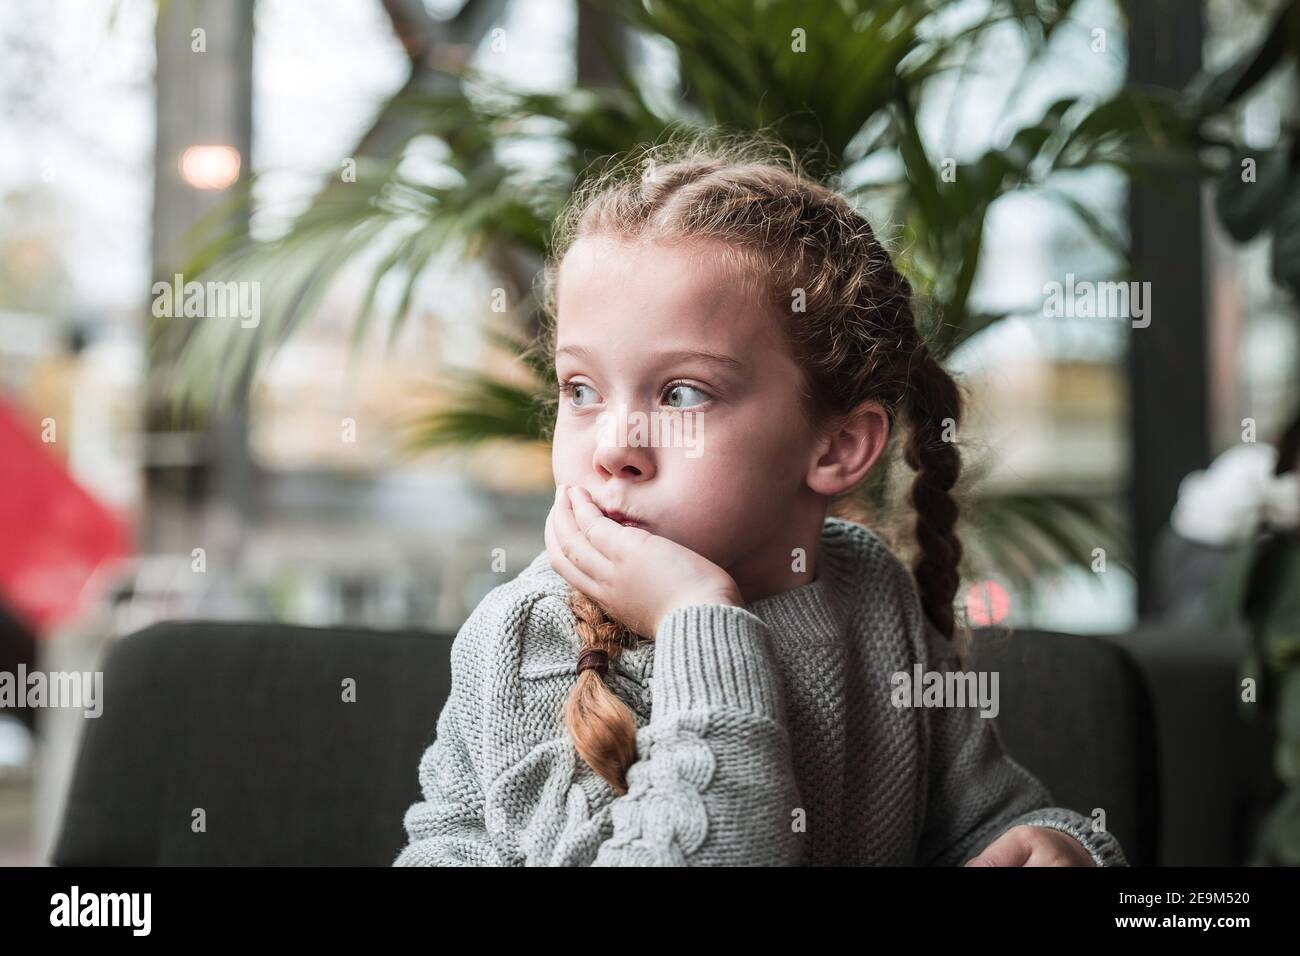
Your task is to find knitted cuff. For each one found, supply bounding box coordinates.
[652,603,785,722]
[1005,806,1130,867]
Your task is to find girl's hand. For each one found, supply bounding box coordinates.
[963,826,1097,867]
[545,483,744,637]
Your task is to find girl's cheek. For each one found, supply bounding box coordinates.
[550,432,579,475]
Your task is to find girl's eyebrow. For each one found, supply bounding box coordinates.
[555,344,745,374]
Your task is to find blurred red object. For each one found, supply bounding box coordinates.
[0,395,132,636]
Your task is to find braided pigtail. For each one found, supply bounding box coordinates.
[902,340,970,661]
[563,590,641,795]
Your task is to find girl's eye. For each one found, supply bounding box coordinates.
[664,382,710,409]
[560,381,599,407]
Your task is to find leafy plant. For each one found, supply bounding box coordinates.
[1197,0,1300,865]
[163,0,1225,602]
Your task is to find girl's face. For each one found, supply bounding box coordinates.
[551,234,834,594]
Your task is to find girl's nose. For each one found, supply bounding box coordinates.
[592,431,655,481]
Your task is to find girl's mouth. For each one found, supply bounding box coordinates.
[604,509,647,530]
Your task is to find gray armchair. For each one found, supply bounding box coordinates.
[50,619,1159,865]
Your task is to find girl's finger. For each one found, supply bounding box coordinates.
[566,486,633,557]
[551,485,616,582]
[545,502,603,596]
[964,832,1032,867]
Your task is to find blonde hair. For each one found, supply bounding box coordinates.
[536,130,968,795]
[563,591,642,795]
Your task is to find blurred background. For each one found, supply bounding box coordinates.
[1,0,1297,866]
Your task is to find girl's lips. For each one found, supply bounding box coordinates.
[604,509,648,529]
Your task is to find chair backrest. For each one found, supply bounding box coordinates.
[52,620,454,865]
[52,620,1156,865]
[970,627,1158,866]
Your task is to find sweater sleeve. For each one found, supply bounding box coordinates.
[395,596,805,866]
[393,696,510,866]
[590,603,805,866]
[393,611,512,866]
[913,623,1128,867]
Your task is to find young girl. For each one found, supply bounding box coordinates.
[394,136,1129,867]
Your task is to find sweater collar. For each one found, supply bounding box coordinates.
[743,515,870,646]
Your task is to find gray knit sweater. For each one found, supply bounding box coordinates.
[394,516,1128,866]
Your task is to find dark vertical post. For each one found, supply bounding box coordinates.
[146,0,255,551]
[1126,0,1209,617]
[576,1,628,87]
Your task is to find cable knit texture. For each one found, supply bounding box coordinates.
[394,516,1129,867]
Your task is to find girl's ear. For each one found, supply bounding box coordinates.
[806,400,891,496]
